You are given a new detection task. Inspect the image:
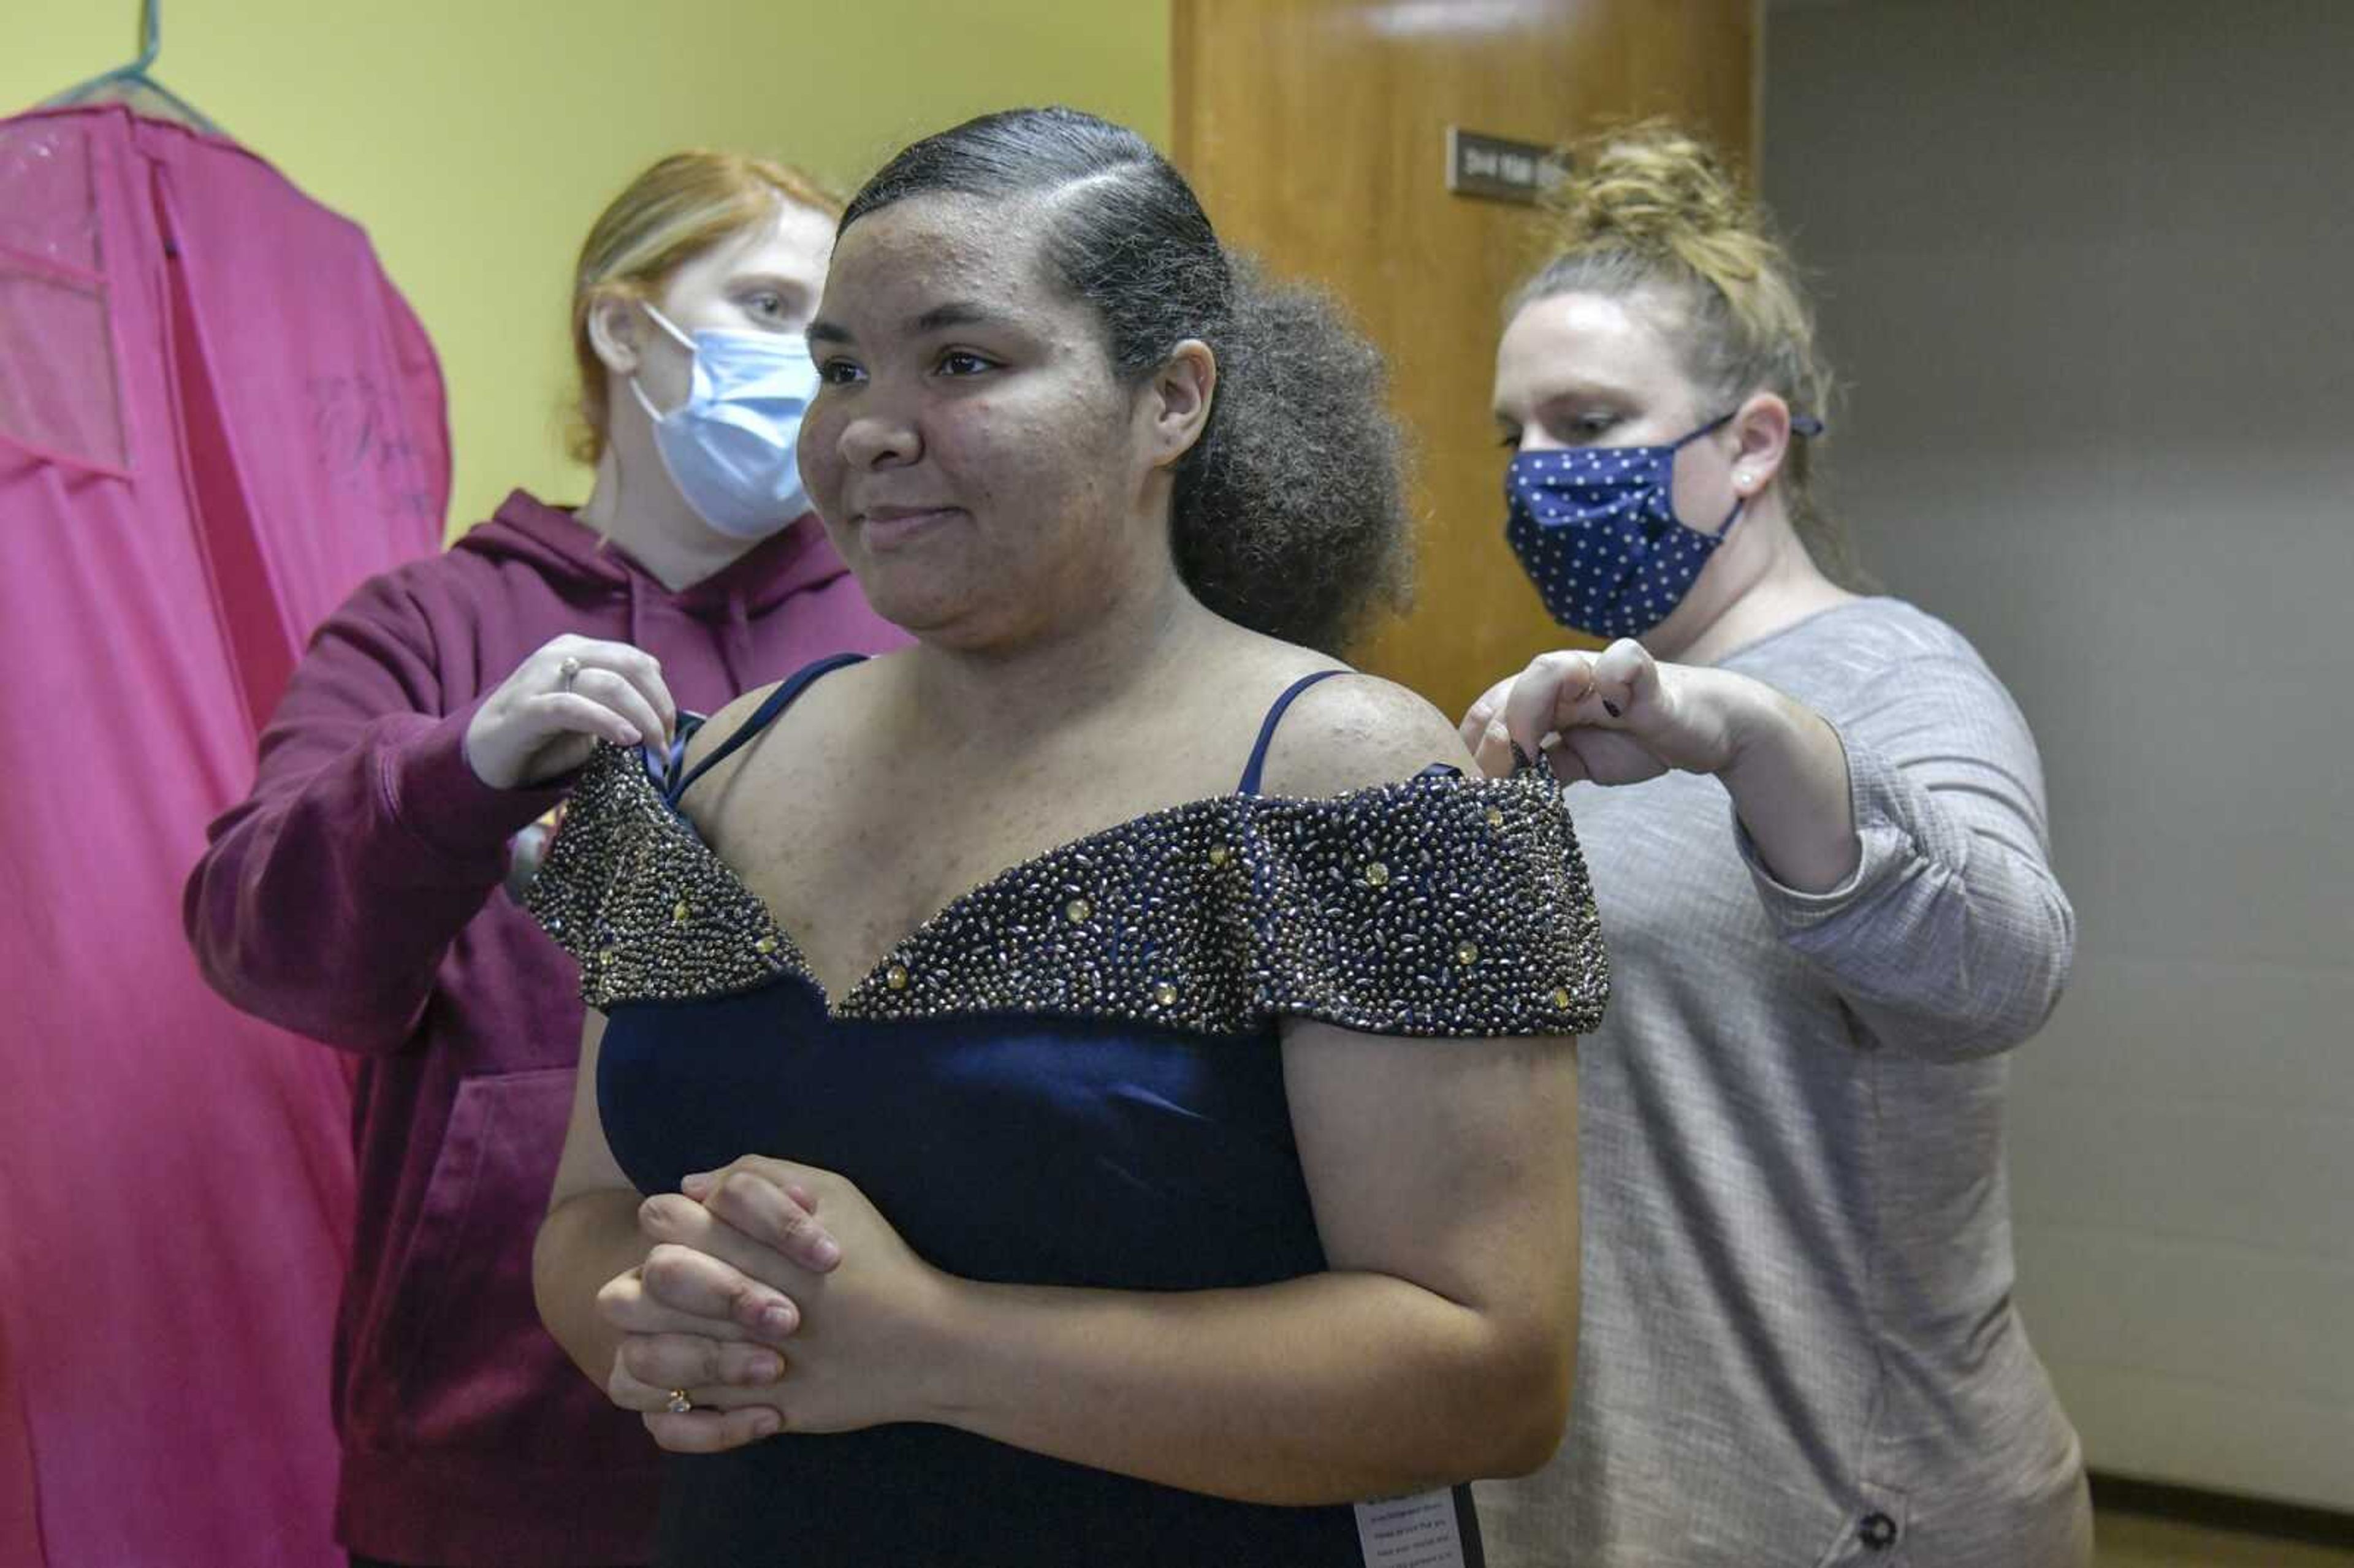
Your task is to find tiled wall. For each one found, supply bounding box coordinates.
[1762,0,2354,1509]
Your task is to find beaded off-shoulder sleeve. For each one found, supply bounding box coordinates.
[531,744,1608,1038]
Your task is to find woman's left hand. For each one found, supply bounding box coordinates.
[1460,638,1771,785]
[653,1158,961,1441]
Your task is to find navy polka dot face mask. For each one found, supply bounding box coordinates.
[1503,411,1743,641]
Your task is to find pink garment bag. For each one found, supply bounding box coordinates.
[0,105,447,1567]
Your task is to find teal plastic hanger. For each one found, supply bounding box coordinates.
[42,0,225,138]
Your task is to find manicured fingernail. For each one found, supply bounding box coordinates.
[680,1171,713,1197]
[746,1353,783,1382]
[750,1411,782,1437]
[1601,699,1623,718]
[761,1303,797,1335]
[810,1236,842,1269]
[620,726,643,746]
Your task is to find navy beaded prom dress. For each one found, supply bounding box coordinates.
[532,658,1609,1566]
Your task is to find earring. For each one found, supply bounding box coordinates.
[1736,471,1754,492]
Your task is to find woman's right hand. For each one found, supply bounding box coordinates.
[465,635,677,790]
[596,1184,843,1452]
[1458,640,1753,786]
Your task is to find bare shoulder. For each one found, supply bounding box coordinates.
[1251,671,1476,799]
[680,652,893,785]
[682,681,782,774]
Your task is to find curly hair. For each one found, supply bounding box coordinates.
[840,107,1414,656]
[1513,121,1861,586]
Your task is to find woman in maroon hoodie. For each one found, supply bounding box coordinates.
[185,151,904,1568]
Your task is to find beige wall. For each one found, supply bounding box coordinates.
[1764,0,2354,1509]
[4,1,1171,536]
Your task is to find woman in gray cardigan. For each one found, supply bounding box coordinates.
[1466,121,2091,1568]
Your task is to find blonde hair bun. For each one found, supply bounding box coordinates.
[1541,121,1754,276]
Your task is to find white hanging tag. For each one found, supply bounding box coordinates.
[1352,1488,1469,1568]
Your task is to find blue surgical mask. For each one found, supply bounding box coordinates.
[1503,411,1746,641]
[631,305,818,540]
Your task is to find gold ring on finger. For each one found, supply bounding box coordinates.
[665,1388,693,1415]
[558,655,583,693]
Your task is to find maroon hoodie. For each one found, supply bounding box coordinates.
[185,492,906,1566]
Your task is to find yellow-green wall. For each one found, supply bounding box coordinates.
[6,2,1170,536]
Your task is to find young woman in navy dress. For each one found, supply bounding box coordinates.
[529,108,1609,1566]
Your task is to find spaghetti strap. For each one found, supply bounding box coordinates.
[1235,669,1349,796]
[666,652,866,807]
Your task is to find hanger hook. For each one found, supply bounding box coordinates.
[135,0,162,73]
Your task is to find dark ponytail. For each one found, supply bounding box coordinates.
[841,107,1412,655]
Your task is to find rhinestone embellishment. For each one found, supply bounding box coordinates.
[532,743,1609,1038]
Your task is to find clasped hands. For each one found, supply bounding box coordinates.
[597,1158,949,1452]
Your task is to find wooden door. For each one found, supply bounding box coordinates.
[1173,0,1757,718]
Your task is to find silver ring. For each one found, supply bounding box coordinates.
[558,655,583,693]
[665,1388,693,1415]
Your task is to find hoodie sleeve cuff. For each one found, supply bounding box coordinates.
[381,699,574,871]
